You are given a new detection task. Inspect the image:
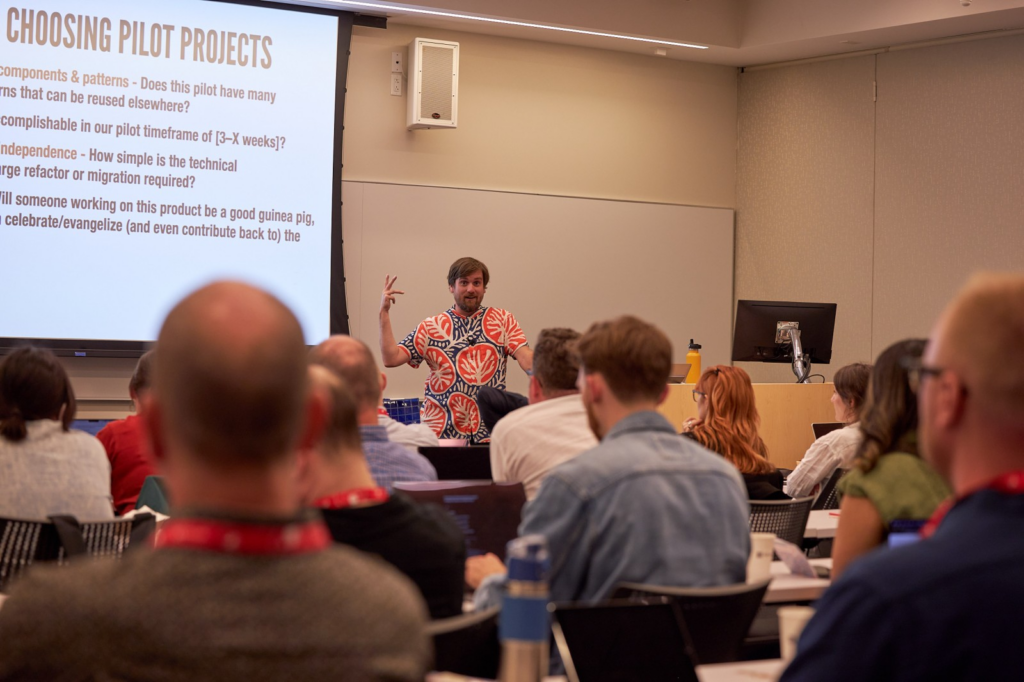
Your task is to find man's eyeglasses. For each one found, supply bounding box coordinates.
[692,390,706,402]
[901,356,945,394]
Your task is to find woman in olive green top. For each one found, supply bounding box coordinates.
[832,339,952,579]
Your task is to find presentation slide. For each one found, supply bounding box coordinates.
[0,0,340,344]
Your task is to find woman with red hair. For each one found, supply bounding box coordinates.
[682,365,787,500]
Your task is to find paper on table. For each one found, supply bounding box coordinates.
[774,538,816,578]
[121,506,170,523]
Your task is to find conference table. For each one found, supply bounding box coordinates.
[523,661,787,682]
[803,510,839,539]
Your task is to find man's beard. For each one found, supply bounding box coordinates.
[457,295,481,314]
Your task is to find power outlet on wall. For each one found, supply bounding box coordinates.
[390,73,402,96]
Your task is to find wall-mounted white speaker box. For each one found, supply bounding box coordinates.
[407,38,459,130]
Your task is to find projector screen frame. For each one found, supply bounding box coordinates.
[0,0,354,359]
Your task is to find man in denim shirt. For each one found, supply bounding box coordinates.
[468,315,750,605]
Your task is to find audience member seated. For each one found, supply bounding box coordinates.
[478,386,529,433]
[489,328,598,500]
[785,362,872,498]
[467,316,749,606]
[830,339,951,579]
[301,364,466,619]
[97,351,159,515]
[682,366,787,500]
[378,408,439,448]
[0,347,113,521]
[782,273,1024,682]
[309,335,437,489]
[0,282,429,681]
[377,375,439,448]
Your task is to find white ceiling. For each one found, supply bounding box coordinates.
[328,0,1024,66]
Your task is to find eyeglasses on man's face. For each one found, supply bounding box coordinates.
[900,355,946,394]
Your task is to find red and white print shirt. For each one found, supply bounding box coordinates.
[399,306,527,441]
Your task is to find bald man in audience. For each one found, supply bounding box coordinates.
[783,273,1024,682]
[489,327,598,500]
[0,282,430,682]
[309,335,437,489]
[300,364,465,619]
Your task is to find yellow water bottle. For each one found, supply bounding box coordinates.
[685,339,702,384]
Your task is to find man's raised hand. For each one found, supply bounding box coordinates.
[380,274,405,313]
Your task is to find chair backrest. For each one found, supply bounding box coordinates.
[748,496,815,547]
[0,513,157,592]
[0,518,63,592]
[812,467,846,511]
[394,481,526,557]
[551,599,700,682]
[610,580,771,665]
[426,606,500,678]
[82,516,152,558]
[417,446,492,480]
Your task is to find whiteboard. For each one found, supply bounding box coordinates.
[341,181,735,399]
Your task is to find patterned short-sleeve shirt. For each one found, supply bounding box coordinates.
[399,306,527,442]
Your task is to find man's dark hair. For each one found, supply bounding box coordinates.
[0,347,77,442]
[129,350,155,398]
[532,328,581,394]
[576,316,672,404]
[447,257,490,288]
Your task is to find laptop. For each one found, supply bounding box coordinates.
[71,419,113,437]
[392,480,526,558]
[668,363,692,384]
[811,422,845,440]
[550,598,700,682]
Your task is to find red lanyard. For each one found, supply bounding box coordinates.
[920,470,1024,539]
[154,517,330,555]
[313,486,389,510]
[377,407,390,418]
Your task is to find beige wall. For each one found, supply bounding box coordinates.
[344,23,738,207]
[68,22,740,408]
[736,34,1024,381]
[736,56,876,382]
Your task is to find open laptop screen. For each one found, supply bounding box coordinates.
[71,419,113,437]
[811,422,845,440]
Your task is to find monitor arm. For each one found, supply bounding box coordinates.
[788,329,812,383]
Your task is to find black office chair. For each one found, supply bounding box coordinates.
[748,496,815,547]
[611,580,771,665]
[811,467,846,511]
[426,606,501,678]
[0,513,156,592]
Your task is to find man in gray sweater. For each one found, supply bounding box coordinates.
[0,282,431,682]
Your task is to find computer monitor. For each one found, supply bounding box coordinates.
[732,300,837,382]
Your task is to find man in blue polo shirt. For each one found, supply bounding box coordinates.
[782,273,1024,682]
